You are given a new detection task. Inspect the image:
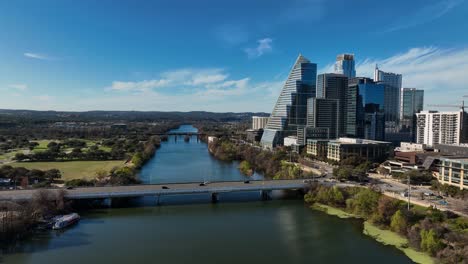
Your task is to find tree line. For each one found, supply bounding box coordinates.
[304,185,468,263]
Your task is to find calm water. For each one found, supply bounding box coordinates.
[1,125,413,264]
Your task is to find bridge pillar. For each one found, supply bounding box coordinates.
[261,190,272,201]
[156,195,161,206]
[211,193,219,203]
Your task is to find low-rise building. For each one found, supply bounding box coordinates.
[246,129,263,142]
[306,139,329,160]
[438,157,468,190]
[284,136,298,147]
[306,137,391,162]
[327,138,392,162]
[434,143,468,157]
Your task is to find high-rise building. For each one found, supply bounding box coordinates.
[416,109,468,146]
[316,73,348,137]
[400,88,424,123]
[252,116,269,130]
[334,54,356,79]
[347,77,385,140]
[400,88,424,141]
[261,54,317,149]
[306,97,340,139]
[374,65,402,125]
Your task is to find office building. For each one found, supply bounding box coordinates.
[400,88,424,141]
[334,54,356,79]
[400,88,424,122]
[306,139,329,160]
[347,77,385,140]
[438,157,468,190]
[374,65,402,125]
[261,54,317,149]
[252,116,269,130]
[316,73,348,137]
[416,110,468,146]
[306,97,340,139]
[306,137,391,162]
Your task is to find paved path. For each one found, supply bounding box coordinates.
[0,180,307,201]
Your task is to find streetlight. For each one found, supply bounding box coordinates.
[407,174,411,211]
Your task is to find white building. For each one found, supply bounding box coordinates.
[283,136,298,147]
[416,110,467,146]
[395,142,427,152]
[252,116,269,130]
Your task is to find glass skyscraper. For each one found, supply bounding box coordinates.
[261,54,317,149]
[401,88,424,141]
[316,73,348,137]
[347,77,385,141]
[334,54,356,79]
[374,65,402,125]
[401,88,424,121]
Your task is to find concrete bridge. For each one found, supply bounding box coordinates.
[0,180,308,203]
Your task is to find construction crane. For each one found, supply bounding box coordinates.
[427,100,465,111]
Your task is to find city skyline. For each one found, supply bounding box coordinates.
[1,0,468,112]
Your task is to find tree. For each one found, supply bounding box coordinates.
[374,196,402,226]
[390,210,408,235]
[44,169,61,183]
[420,229,444,255]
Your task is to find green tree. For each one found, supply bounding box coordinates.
[390,210,408,235]
[239,160,253,176]
[420,229,444,255]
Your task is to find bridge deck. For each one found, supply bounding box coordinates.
[0,180,307,201]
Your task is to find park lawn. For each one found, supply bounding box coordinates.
[0,149,28,161]
[11,160,126,180]
[363,222,434,264]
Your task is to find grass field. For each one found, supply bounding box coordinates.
[363,222,434,264]
[11,160,126,180]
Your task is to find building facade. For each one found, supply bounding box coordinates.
[316,73,348,137]
[416,110,467,146]
[400,88,424,141]
[439,157,468,190]
[347,77,385,140]
[374,65,402,126]
[334,54,356,79]
[306,97,340,139]
[261,55,317,149]
[252,116,269,130]
[306,137,391,162]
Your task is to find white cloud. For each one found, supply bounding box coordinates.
[109,79,171,91]
[108,68,230,92]
[245,38,273,59]
[384,0,464,32]
[23,52,55,60]
[8,84,28,91]
[35,95,54,101]
[353,46,468,106]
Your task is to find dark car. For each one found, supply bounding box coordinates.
[244,180,250,184]
[162,186,169,189]
[66,186,74,190]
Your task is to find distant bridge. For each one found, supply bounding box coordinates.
[0,180,308,203]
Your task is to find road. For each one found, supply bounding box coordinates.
[0,179,308,201]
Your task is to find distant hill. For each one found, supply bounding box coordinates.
[0,109,269,123]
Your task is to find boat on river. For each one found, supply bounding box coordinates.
[52,213,80,230]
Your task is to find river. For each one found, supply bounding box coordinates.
[1,125,413,264]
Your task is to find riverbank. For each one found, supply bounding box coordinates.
[310,203,434,264]
[304,184,468,263]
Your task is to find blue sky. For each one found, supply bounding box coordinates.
[1,0,467,112]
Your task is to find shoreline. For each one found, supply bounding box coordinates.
[310,203,434,264]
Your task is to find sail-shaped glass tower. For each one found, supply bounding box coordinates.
[261,55,317,149]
